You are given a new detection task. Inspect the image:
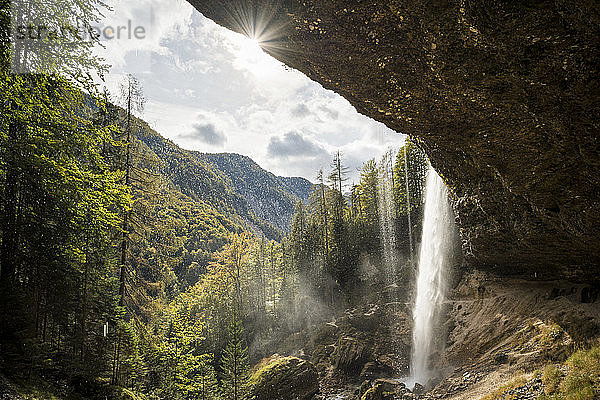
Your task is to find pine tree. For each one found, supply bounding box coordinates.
[328,150,350,195]
[117,74,146,309]
[315,169,329,259]
[393,140,428,256]
[221,316,249,400]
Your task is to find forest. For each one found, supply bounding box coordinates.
[2,0,600,399]
[0,2,429,394]
[0,59,429,397]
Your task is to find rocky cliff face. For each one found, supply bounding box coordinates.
[187,0,600,280]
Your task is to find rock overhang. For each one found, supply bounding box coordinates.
[187,0,600,281]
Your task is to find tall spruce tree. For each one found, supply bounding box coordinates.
[221,316,249,400]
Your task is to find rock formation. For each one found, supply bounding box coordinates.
[187,0,600,280]
[248,355,319,400]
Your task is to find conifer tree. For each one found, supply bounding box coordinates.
[221,316,249,400]
[118,74,146,308]
[393,141,428,255]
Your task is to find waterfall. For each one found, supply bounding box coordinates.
[378,151,397,284]
[408,165,454,387]
[404,146,414,259]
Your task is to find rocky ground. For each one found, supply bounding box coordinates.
[269,280,414,399]
[428,270,599,400]
[266,269,599,400]
[3,270,597,400]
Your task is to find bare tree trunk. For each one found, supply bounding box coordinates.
[119,85,132,307]
[80,243,89,361]
[270,243,275,309]
[42,311,47,343]
[403,146,414,260]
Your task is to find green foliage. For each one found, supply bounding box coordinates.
[176,354,219,400]
[393,140,428,253]
[221,317,249,400]
[538,345,600,400]
[286,143,428,310]
[542,364,563,394]
[155,295,219,400]
[393,140,428,215]
[8,0,109,85]
[0,61,130,386]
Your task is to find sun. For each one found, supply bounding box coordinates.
[247,37,262,51]
[228,32,278,79]
[220,2,292,80]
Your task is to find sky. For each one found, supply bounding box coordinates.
[96,0,406,182]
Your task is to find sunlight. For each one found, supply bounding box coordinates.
[248,37,262,50]
[222,1,292,59]
[227,29,285,86]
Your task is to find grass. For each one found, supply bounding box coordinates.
[541,364,562,394]
[537,345,600,400]
[479,346,600,400]
[539,323,564,346]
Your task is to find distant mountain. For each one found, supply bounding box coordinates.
[196,153,313,233]
[136,125,313,240]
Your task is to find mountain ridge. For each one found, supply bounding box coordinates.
[196,152,313,233]
[135,122,313,240]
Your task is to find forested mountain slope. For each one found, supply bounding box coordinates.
[136,124,312,240]
[123,117,312,289]
[198,152,312,233]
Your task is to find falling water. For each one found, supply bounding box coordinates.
[378,151,397,284]
[408,165,454,387]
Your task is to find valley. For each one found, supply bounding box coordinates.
[1,1,599,400]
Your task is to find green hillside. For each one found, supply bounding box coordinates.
[136,126,312,241]
[128,117,312,289]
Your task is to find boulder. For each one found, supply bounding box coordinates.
[349,305,381,331]
[311,323,339,346]
[359,360,396,379]
[248,355,319,400]
[412,382,424,395]
[360,379,407,400]
[331,336,370,373]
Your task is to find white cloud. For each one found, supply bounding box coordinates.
[97,0,406,181]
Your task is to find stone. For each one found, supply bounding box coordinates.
[412,382,424,395]
[311,322,339,346]
[360,379,407,400]
[358,380,372,398]
[360,359,396,379]
[349,305,380,331]
[494,352,508,364]
[373,378,405,392]
[248,355,319,400]
[331,336,370,373]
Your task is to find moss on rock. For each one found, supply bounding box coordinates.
[248,355,319,400]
